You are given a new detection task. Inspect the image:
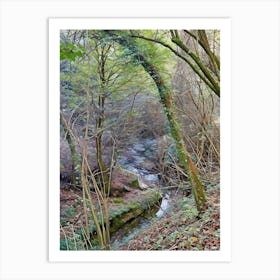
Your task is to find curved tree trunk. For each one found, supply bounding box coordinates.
[104,31,207,212]
[139,62,207,212]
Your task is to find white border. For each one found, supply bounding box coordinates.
[49,18,231,262]
[1,0,279,279]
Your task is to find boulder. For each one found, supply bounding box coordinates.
[109,189,162,233]
[111,166,144,196]
[89,166,162,236]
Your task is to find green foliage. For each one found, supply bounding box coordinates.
[134,30,175,75]
[60,206,77,227]
[61,206,76,219]
[60,238,68,250]
[206,182,220,190]
[60,29,213,250]
[60,43,85,61]
[168,230,179,241]
[129,201,141,208]
[177,196,193,210]
[112,198,124,204]
[184,208,199,220]
[214,229,220,237]
[60,231,86,250]
[60,30,158,130]
[143,236,150,243]
[213,183,220,190]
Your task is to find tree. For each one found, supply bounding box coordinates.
[60,30,155,193]
[60,111,80,186]
[60,32,112,248]
[60,29,218,212]
[90,39,112,196]
[102,30,207,212]
[130,30,220,97]
[60,40,85,186]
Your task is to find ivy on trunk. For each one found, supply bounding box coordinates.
[104,31,207,212]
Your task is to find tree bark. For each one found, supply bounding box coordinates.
[139,62,207,212]
[130,31,220,98]
[171,34,220,97]
[104,31,207,212]
[95,45,111,196]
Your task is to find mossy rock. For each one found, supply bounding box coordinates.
[109,189,162,232]
[129,177,141,189]
[89,189,162,235]
[112,166,143,190]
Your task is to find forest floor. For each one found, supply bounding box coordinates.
[112,184,220,250]
[60,183,220,251]
[60,135,220,251]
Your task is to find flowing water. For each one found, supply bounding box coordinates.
[111,192,171,248]
[111,138,172,247]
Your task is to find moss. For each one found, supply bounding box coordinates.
[129,201,141,208]
[129,178,140,189]
[112,198,124,204]
[109,189,162,233]
[114,166,142,190]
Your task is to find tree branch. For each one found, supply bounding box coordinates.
[130,34,217,94]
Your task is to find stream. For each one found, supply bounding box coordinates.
[111,138,172,247]
[111,193,171,248]
[118,139,160,184]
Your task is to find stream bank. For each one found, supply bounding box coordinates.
[60,137,177,249]
[113,185,220,250]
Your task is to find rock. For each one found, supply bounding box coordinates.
[133,156,145,165]
[122,185,131,192]
[143,138,157,149]
[128,176,141,189]
[111,166,144,196]
[139,181,149,190]
[133,143,146,152]
[143,174,159,183]
[88,189,162,236]
[109,189,162,233]
[140,160,155,170]
[125,166,139,174]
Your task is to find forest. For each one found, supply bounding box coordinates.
[59,29,220,250]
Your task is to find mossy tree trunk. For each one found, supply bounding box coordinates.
[184,30,220,80]
[140,62,207,212]
[130,30,220,97]
[104,31,207,212]
[170,30,220,97]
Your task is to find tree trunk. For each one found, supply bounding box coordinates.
[104,31,207,212]
[95,46,112,196]
[60,112,80,186]
[170,31,220,97]
[96,128,111,196]
[141,62,207,212]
